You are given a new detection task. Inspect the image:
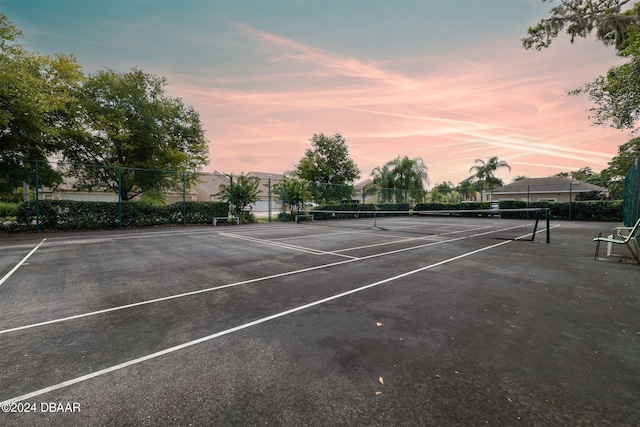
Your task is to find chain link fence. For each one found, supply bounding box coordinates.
[623,157,640,227]
[0,159,633,232]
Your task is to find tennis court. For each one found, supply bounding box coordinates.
[0,214,638,426]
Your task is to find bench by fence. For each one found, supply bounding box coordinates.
[213,216,240,226]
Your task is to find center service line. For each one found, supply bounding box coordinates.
[0,238,46,287]
[0,230,536,406]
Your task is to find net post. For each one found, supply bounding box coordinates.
[545,209,550,243]
[530,209,540,241]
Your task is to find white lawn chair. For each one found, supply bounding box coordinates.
[593,218,640,264]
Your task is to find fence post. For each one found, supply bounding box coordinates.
[35,160,40,233]
[282,179,287,221]
[182,172,187,226]
[268,177,272,223]
[229,175,233,215]
[118,167,122,229]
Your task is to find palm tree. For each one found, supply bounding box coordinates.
[469,157,511,201]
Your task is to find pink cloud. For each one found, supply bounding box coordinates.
[166,23,630,186]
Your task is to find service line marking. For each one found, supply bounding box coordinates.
[0,227,556,406]
[0,239,46,287]
[218,232,358,259]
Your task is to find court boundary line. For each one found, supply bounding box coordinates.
[0,223,560,336]
[0,238,46,287]
[0,228,551,406]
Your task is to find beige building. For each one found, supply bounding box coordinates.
[486,177,608,203]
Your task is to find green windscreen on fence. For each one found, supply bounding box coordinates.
[623,157,640,227]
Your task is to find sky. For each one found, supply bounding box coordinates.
[2,0,633,186]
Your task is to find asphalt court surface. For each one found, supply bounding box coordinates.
[0,217,638,426]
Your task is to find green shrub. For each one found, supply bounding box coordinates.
[414,202,492,217]
[0,202,18,218]
[13,200,228,231]
[498,200,622,221]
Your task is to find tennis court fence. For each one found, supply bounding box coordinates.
[0,160,630,232]
[623,157,640,227]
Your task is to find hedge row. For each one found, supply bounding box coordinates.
[415,201,622,221]
[309,203,411,220]
[7,200,228,232]
[312,203,376,220]
[0,202,18,218]
[414,202,494,217]
[497,200,622,222]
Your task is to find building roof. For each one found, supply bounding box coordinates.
[246,171,284,180]
[490,176,608,194]
[355,178,373,187]
[194,172,230,196]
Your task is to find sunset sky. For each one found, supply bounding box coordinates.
[3,0,632,186]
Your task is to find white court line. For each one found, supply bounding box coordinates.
[0,239,46,287]
[0,226,558,406]
[0,223,547,336]
[0,234,468,335]
[218,232,358,259]
[331,225,494,253]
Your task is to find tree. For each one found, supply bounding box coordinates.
[468,157,511,201]
[602,136,640,178]
[569,42,640,131]
[216,173,260,222]
[570,167,604,183]
[63,68,209,201]
[458,177,478,201]
[273,177,312,215]
[0,10,83,199]
[522,0,637,52]
[370,156,429,203]
[524,1,640,132]
[293,132,360,203]
[431,181,457,203]
[513,175,530,182]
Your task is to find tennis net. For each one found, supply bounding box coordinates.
[296,208,550,243]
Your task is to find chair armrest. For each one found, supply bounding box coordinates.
[614,226,633,238]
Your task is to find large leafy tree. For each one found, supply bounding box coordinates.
[370,155,429,203]
[524,1,640,132]
[469,157,511,201]
[64,68,209,201]
[293,132,360,203]
[0,10,83,199]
